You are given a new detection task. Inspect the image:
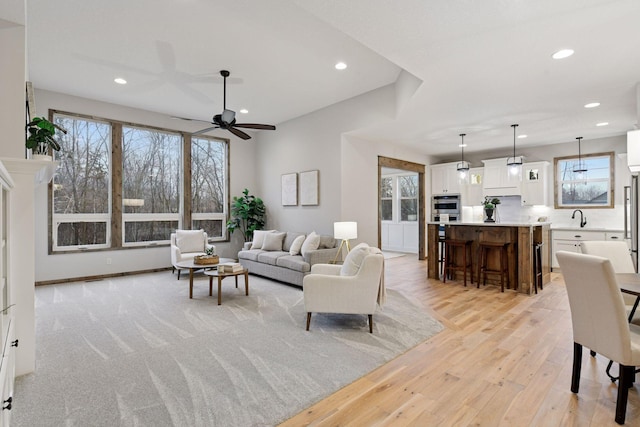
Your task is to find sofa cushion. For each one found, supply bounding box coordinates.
[301,231,320,257]
[319,235,336,249]
[276,255,311,273]
[238,249,263,262]
[257,251,289,266]
[176,229,205,253]
[251,230,275,249]
[283,232,305,252]
[340,242,371,276]
[289,235,305,255]
[262,232,286,251]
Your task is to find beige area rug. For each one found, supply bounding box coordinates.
[14,271,442,426]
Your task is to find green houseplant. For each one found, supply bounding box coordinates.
[482,196,501,223]
[25,116,67,157]
[226,188,266,242]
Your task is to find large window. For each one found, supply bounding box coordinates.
[50,111,230,252]
[399,175,418,221]
[122,126,182,246]
[381,177,393,221]
[191,136,228,239]
[554,152,614,208]
[52,114,112,250]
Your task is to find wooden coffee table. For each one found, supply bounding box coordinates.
[175,258,234,299]
[204,268,250,305]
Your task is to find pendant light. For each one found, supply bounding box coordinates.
[457,133,470,181]
[573,136,588,176]
[506,124,522,176]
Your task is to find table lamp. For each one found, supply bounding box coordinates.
[333,221,357,263]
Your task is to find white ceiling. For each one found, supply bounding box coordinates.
[27,0,640,157]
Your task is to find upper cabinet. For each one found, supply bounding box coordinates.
[628,129,640,172]
[521,161,549,206]
[481,158,521,196]
[431,162,461,195]
[463,167,484,206]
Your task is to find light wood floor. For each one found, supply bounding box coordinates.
[280,255,640,426]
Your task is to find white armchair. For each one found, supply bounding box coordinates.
[303,243,384,333]
[170,230,215,280]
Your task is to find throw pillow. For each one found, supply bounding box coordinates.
[289,235,305,255]
[262,232,286,251]
[251,230,275,249]
[175,230,205,253]
[301,231,320,257]
[319,235,336,249]
[340,242,370,276]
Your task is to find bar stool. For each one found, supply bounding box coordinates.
[477,242,510,292]
[532,242,544,294]
[443,239,474,286]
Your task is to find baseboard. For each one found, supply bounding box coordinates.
[35,267,173,286]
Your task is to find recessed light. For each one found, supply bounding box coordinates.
[552,49,574,59]
[584,102,600,108]
[335,62,347,70]
[114,77,127,85]
[518,134,527,139]
[596,122,609,127]
[240,109,248,114]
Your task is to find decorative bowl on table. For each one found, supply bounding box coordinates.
[194,255,220,265]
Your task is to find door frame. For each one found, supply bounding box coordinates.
[378,156,426,259]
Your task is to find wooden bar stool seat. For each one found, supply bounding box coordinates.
[443,239,474,286]
[477,242,510,292]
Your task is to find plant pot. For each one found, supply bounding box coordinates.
[484,208,495,223]
[31,154,52,161]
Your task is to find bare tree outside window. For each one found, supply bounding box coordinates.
[52,114,111,249]
[122,126,181,244]
[554,152,613,208]
[399,175,418,221]
[191,136,228,239]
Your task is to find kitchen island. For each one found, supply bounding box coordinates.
[427,221,551,295]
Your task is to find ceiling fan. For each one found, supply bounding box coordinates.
[186,70,276,140]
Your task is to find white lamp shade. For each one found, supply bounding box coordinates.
[334,221,357,240]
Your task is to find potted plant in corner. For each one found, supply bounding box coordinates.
[482,196,501,223]
[226,188,266,242]
[25,116,67,160]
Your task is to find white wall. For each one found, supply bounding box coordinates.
[0,21,26,158]
[33,89,258,282]
[254,83,434,247]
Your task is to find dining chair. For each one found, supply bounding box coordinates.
[557,250,640,425]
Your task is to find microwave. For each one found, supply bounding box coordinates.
[432,194,461,212]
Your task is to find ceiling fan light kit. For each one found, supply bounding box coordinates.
[188,70,276,140]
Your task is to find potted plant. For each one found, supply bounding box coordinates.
[226,188,266,242]
[25,116,67,160]
[482,196,501,223]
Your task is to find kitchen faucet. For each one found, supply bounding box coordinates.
[571,209,587,228]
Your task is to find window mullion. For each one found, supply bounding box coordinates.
[112,122,123,248]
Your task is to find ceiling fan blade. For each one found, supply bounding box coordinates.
[192,126,219,136]
[171,116,213,124]
[228,127,252,140]
[233,123,276,130]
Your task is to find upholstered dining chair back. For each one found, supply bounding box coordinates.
[580,240,635,273]
[557,250,640,424]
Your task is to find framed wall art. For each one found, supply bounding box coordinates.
[281,173,297,206]
[299,170,319,206]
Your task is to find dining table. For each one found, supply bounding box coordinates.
[617,273,640,322]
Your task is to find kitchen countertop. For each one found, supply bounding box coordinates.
[550,226,623,232]
[428,221,552,227]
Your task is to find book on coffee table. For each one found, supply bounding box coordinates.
[218,262,244,273]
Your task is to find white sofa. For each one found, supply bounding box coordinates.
[170,230,216,279]
[237,230,339,287]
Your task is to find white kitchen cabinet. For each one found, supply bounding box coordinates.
[551,229,606,269]
[462,167,484,206]
[431,162,461,195]
[481,158,521,196]
[521,161,549,206]
[0,161,13,426]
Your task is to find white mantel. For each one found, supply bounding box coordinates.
[1,157,56,376]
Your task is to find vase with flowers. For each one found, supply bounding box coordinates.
[482,196,501,223]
